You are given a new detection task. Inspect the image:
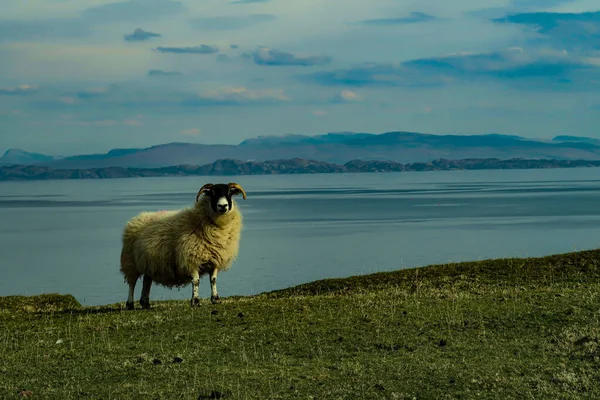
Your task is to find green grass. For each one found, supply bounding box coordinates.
[2,250,600,399]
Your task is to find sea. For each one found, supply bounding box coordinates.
[1,168,600,306]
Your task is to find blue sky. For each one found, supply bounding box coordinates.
[0,0,599,155]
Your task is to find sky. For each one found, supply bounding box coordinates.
[0,0,599,155]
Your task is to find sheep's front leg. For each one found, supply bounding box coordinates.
[139,275,152,310]
[210,268,221,304]
[190,269,200,307]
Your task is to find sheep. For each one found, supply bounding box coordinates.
[119,182,247,310]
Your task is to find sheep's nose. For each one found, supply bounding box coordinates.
[218,204,228,211]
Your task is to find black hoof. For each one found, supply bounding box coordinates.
[125,301,135,311]
[210,295,221,305]
[190,297,200,307]
[139,299,150,310]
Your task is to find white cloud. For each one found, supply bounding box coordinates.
[338,89,362,102]
[195,86,290,103]
[549,0,600,12]
[58,114,143,126]
[0,84,39,95]
[179,128,201,135]
[0,109,27,116]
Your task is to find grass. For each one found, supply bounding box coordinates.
[1,250,600,399]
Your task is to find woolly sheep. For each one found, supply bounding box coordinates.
[119,182,247,310]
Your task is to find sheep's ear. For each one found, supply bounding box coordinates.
[196,183,214,202]
[228,183,247,200]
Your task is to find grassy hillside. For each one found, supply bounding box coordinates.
[1,250,600,399]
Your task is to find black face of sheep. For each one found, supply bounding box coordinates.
[196,183,247,215]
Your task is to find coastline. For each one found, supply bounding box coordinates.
[2,157,600,182]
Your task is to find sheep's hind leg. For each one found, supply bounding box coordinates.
[126,278,137,310]
[139,275,152,310]
[210,268,221,304]
[190,270,201,307]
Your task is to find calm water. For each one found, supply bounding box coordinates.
[1,169,600,306]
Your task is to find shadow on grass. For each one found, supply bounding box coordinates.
[198,390,229,399]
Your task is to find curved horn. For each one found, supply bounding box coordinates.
[196,183,214,202]
[228,182,247,200]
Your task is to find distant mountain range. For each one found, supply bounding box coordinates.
[0,149,58,165]
[2,131,600,169]
[552,135,600,146]
[2,157,600,181]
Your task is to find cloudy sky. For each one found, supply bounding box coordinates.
[1,0,599,155]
